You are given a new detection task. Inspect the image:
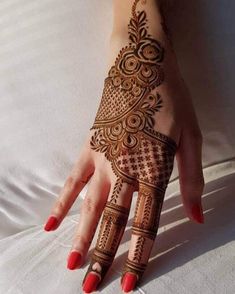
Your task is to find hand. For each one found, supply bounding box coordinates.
[44,0,205,292]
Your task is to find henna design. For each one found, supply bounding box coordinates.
[110,177,123,204]
[133,236,145,263]
[121,184,165,281]
[87,0,178,287]
[82,202,129,284]
[90,0,176,188]
[132,184,164,239]
[122,257,147,280]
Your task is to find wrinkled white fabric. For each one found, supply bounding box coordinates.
[0,0,234,293]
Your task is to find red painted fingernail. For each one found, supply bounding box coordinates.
[67,251,82,270]
[83,272,100,293]
[191,203,204,223]
[44,216,58,231]
[121,272,137,293]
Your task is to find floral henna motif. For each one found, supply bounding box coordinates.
[87,0,177,287]
[90,1,177,187]
[90,93,164,162]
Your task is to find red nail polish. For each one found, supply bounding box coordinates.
[122,272,137,293]
[83,272,100,293]
[191,203,204,223]
[67,251,82,270]
[44,216,58,231]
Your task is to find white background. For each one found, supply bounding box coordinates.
[0,0,234,293]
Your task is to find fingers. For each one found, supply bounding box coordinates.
[82,177,135,293]
[176,127,205,224]
[67,171,111,270]
[44,153,95,231]
[121,183,165,292]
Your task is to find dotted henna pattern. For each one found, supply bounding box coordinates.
[84,0,178,287]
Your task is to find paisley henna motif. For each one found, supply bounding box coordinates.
[87,0,178,287]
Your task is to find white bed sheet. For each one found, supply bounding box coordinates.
[0,0,234,293]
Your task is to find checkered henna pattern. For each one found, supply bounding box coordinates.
[85,0,178,287]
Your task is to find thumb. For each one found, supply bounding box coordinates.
[176,127,205,224]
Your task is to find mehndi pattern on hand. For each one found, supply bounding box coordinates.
[85,0,178,288]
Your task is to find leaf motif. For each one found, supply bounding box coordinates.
[130,18,137,29]
[98,218,112,248]
[130,33,138,44]
[157,98,163,105]
[154,99,163,111]
[141,101,150,109]
[146,109,155,116]
[137,11,146,24]
[90,133,99,149]
[110,178,123,204]
[129,27,137,35]
[143,195,152,225]
[139,21,147,28]
[153,105,163,112]
[100,146,108,152]
[140,28,147,39]
[133,236,145,263]
[147,116,155,128]
[100,138,107,145]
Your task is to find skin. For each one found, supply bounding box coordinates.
[44,0,205,292]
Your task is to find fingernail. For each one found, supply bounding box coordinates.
[44,216,58,231]
[191,203,204,223]
[67,251,82,270]
[83,272,100,293]
[121,272,137,293]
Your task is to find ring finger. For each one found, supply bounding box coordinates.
[121,183,165,292]
[44,149,94,231]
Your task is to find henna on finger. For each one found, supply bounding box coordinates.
[82,195,130,285]
[121,184,165,283]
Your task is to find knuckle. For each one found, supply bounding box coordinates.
[73,234,91,247]
[82,197,100,214]
[64,175,80,191]
[52,199,66,214]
